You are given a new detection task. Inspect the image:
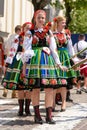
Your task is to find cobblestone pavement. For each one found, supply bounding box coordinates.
[0,82,87,130]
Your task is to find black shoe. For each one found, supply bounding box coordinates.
[60,109,66,112]
[25,111,32,116]
[52,108,59,112]
[34,117,44,124]
[66,98,73,102]
[46,118,55,124]
[17,111,24,116]
[76,90,82,94]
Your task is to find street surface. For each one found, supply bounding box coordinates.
[0,81,87,130]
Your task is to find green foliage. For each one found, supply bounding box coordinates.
[69,9,87,33]
[64,0,87,33]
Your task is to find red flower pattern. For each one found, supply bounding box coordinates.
[32,35,38,44]
[9,83,14,88]
[14,39,19,43]
[29,79,35,85]
[49,79,57,85]
[61,79,67,84]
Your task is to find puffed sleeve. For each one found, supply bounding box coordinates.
[67,39,75,56]
[21,36,35,64]
[23,36,32,51]
[5,35,19,64]
[49,36,61,65]
[67,39,79,63]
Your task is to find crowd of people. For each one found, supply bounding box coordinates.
[0,9,87,124]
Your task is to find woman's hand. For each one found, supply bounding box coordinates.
[58,65,68,71]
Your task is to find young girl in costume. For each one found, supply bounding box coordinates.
[2,25,22,98]
[52,16,79,111]
[22,10,67,124]
[2,22,33,116]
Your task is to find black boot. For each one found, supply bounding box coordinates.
[34,105,43,124]
[66,90,73,102]
[25,99,32,116]
[18,99,24,116]
[46,107,55,124]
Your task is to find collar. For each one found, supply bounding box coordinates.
[34,28,43,33]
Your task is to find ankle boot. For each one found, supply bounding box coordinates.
[18,99,24,116]
[66,91,73,102]
[46,107,55,124]
[34,105,43,124]
[25,99,32,116]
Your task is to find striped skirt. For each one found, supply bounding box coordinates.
[24,47,60,90]
[56,47,80,87]
[2,56,25,90]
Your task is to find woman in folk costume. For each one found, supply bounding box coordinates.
[22,10,67,124]
[2,25,22,98]
[2,22,33,116]
[17,22,34,116]
[52,16,79,111]
[0,36,4,78]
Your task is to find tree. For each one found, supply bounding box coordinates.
[28,0,87,33]
[28,0,51,12]
[63,0,87,33]
[28,0,61,22]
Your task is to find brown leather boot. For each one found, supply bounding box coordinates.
[18,99,24,116]
[46,107,55,124]
[25,99,32,116]
[34,105,43,124]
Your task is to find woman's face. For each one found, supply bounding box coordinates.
[58,20,66,29]
[35,13,46,27]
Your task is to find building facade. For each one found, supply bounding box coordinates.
[0,0,34,38]
[0,0,64,38]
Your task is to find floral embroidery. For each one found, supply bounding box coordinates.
[57,33,67,44]
[42,79,49,85]
[32,35,38,45]
[9,83,14,88]
[46,22,52,27]
[14,39,19,43]
[24,78,28,85]
[3,82,7,87]
[29,79,35,85]
[61,79,67,84]
[9,54,14,57]
[20,73,24,80]
[35,28,48,39]
[49,79,57,85]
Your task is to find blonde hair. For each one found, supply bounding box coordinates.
[52,16,66,31]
